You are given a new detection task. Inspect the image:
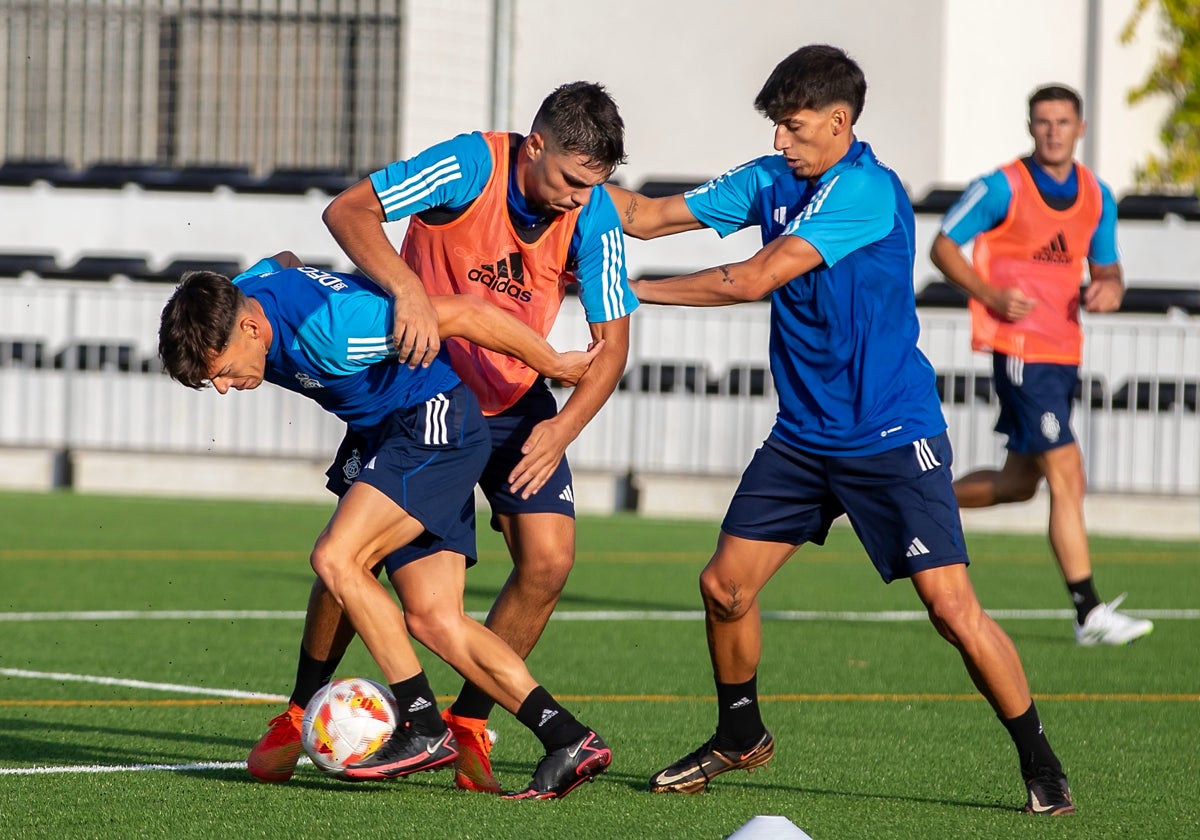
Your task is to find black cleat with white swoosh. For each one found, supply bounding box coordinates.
[502,729,612,799]
[649,730,774,794]
[341,723,458,781]
[1024,772,1075,815]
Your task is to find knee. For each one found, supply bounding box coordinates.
[309,539,341,588]
[513,548,574,597]
[402,605,457,655]
[698,566,751,623]
[926,591,984,646]
[309,538,371,596]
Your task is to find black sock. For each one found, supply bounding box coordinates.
[1067,577,1102,625]
[450,681,497,722]
[713,674,766,750]
[1000,701,1063,780]
[390,673,443,735]
[288,645,343,710]
[516,686,587,751]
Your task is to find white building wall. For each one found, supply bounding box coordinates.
[466,0,1167,197]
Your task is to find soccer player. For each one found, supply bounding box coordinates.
[247,81,636,796]
[606,45,1075,815]
[158,256,612,797]
[930,84,1152,647]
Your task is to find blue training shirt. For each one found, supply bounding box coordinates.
[368,131,637,324]
[940,160,1120,264]
[232,258,460,431]
[684,141,946,456]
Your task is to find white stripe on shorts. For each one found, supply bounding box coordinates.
[1007,354,1024,387]
[423,394,449,445]
[913,438,941,472]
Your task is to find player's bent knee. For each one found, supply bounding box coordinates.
[698,571,752,623]
[927,596,985,645]
[401,608,460,655]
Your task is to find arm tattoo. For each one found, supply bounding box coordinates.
[718,265,735,285]
[623,195,639,226]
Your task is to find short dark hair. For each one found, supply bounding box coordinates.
[1028,84,1083,120]
[754,44,867,124]
[530,81,627,173]
[158,270,245,389]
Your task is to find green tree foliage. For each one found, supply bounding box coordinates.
[1121,0,1200,193]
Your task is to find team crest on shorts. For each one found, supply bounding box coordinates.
[342,448,362,482]
[1040,412,1061,443]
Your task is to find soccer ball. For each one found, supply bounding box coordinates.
[301,677,398,779]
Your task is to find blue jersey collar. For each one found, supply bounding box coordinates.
[507,145,547,228]
[811,139,868,186]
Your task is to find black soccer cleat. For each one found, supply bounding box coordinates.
[502,729,612,800]
[1024,772,1076,815]
[341,723,458,781]
[648,730,774,794]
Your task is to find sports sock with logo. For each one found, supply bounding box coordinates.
[713,674,766,750]
[1000,701,1063,780]
[1067,577,1101,625]
[516,686,588,751]
[289,644,344,710]
[449,682,497,722]
[390,672,444,735]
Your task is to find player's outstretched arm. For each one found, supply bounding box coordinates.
[506,314,630,499]
[632,233,821,306]
[431,295,601,386]
[324,179,441,369]
[605,184,704,240]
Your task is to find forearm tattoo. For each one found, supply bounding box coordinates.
[718,265,735,285]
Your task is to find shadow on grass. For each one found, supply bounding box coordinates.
[594,765,1018,813]
[0,715,255,766]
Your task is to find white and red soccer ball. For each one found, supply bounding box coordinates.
[301,677,398,778]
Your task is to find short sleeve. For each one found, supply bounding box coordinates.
[781,169,893,267]
[368,132,493,222]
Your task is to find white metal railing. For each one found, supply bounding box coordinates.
[1,281,1198,495]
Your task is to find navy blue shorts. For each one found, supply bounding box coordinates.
[721,432,968,583]
[325,383,491,574]
[992,353,1077,454]
[478,379,575,530]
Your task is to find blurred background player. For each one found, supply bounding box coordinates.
[159,255,612,797]
[607,45,1075,815]
[248,81,636,794]
[929,84,1153,647]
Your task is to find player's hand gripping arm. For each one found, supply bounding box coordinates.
[929,232,1036,321]
[323,179,441,369]
[506,314,630,499]
[431,295,603,386]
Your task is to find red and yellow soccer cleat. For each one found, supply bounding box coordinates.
[442,708,501,793]
[247,703,306,783]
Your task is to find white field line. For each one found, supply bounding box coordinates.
[0,758,312,776]
[0,667,287,700]
[2,600,1195,777]
[0,608,1195,622]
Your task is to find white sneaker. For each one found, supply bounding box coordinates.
[1074,593,1154,646]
